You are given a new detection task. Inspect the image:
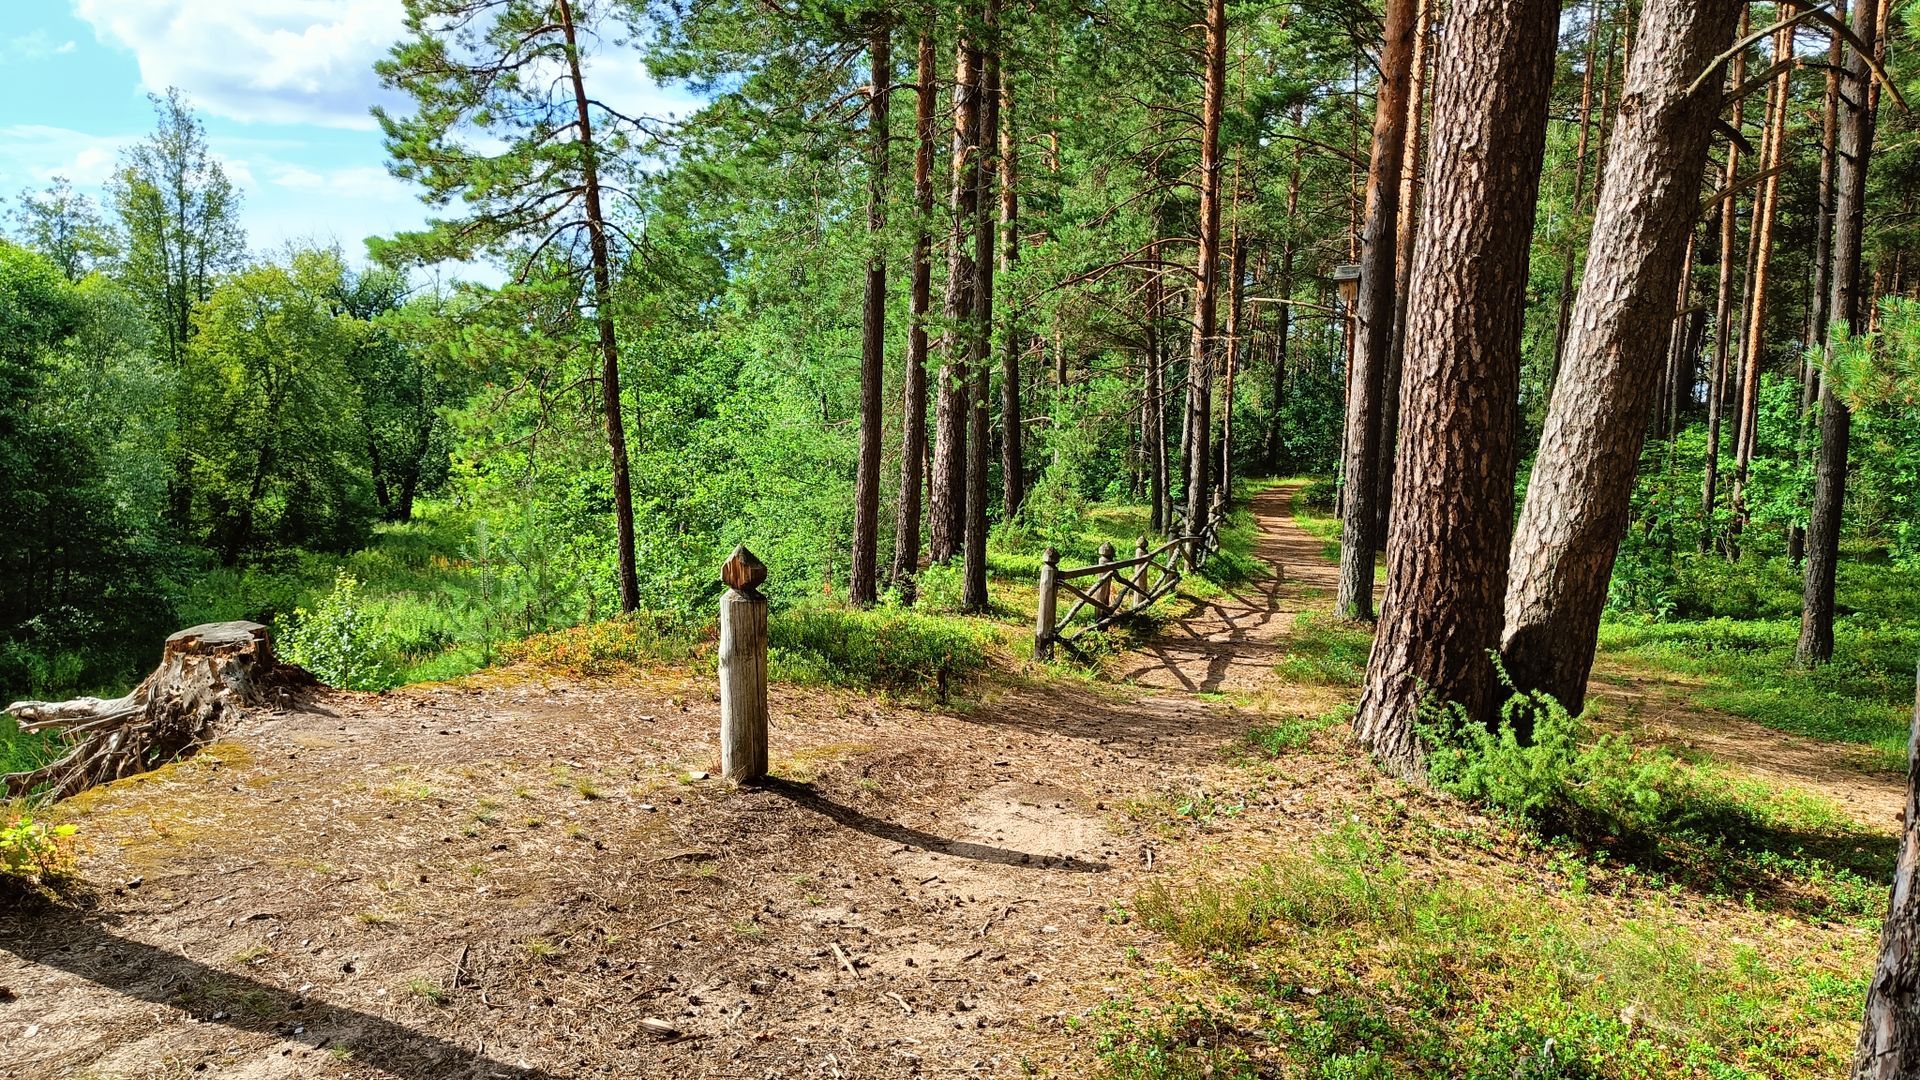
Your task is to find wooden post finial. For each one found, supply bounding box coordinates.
[722,545,768,593]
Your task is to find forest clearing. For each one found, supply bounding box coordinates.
[1,486,1902,1078]
[4,0,1920,1075]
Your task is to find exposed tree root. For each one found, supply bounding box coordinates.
[4,622,316,801]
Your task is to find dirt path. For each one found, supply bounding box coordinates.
[1114,483,1332,694]
[1,484,1899,1079]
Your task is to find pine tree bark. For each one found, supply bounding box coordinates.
[1375,0,1432,551]
[559,0,639,613]
[1852,668,1920,1077]
[1335,0,1420,621]
[999,71,1024,520]
[851,25,892,608]
[890,32,938,595]
[930,20,981,566]
[1795,0,1848,565]
[1499,0,1745,717]
[1183,0,1226,542]
[1219,231,1246,510]
[962,0,999,614]
[1799,0,1881,666]
[1701,11,1748,553]
[1352,0,1560,774]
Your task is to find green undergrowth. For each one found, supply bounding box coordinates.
[1599,610,1917,764]
[1422,690,1891,919]
[1099,825,1866,1080]
[1273,612,1373,687]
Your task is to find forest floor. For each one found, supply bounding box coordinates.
[0,485,1899,1079]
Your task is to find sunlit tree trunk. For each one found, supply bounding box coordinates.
[1499,0,1744,718]
[1727,24,1792,561]
[1183,0,1226,541]
[1335,0,1420,620]
[1353,0,1560,774]
[559,0,638,613]
[1263,157,1301,475]
[890,32,938,596]
[998,70,1024,520]
[1800,0,1882,667]
[930,17,981,566]
[1548,0,1606,380]
[1701,10,1748,553]
[962,0,999,614]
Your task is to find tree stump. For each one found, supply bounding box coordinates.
[4,622,314,801]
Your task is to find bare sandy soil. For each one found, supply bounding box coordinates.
[0,484,1897,1078]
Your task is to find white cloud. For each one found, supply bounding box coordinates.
[0,125,129,188]
[70,0,697,133]
[8,30,79,61]
[71,0,409,130]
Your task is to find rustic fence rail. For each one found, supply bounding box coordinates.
[1032,511,1223,660]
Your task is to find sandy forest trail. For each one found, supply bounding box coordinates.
[1115,483,1337,694]
[0,484,1899,1079]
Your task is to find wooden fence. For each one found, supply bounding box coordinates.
[1032,511,1222,660]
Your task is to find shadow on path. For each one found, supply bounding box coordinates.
[757,778,1110,872]
[1,905,564,1079]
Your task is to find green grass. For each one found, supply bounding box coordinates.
[1273,612,1374,687]
[1097,825,1869,1080]
[1598,546,1919,763]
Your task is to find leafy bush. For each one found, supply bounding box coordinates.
[1423,691,1708,841]
[279,571,395,690]
[769,602,991,695]
[1,814,77,893]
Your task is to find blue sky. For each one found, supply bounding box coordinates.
[1,1,696,263]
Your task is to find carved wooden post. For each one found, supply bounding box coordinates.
[1132,535,1151,606]
[1853,661,1920,1078]
[1094,542,1117,615]
[1034,547,1059,660]
[718,546,769,783]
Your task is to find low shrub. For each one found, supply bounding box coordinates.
[279,572,395,690]
[1420,686,1892,916]
[769,602,992,695]
[498,611,700,675]
[1,813,77,895]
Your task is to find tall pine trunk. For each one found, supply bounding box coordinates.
[851,25,892,607]
[1499,0,1745,717]
[930,20,981,566]
[1219,231,1246,510]
[1701,11,1748,553]
[1335,0,1420,620]
[962,0,999,614]
[1183,0,1226,541]
[1547,0,1607,379]
[1351,0,1559,774]
[1729,24,1791,559]
[1375,0,1433,551]
[559,0,639,613]
[999,71,1024,520]
[1798,0,1881,666]
[890,32,938,595]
